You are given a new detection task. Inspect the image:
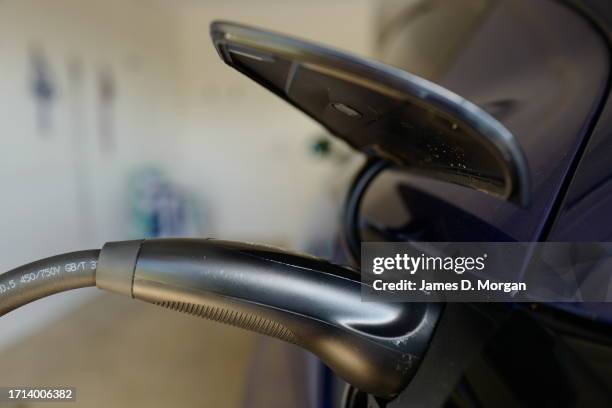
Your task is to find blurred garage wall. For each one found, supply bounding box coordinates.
[0,0,181,262]
[0,0,183,348]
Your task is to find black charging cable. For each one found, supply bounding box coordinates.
[343,158,391,266]
[0,250,99,316]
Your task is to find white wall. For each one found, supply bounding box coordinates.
[0,0,182,348]
[0,0,182,257]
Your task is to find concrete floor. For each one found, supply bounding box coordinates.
[0,292,259,408]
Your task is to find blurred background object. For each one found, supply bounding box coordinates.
[374,0,493,80]
[126,165,206,238]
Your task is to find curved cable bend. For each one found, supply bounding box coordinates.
[343,159,391,266]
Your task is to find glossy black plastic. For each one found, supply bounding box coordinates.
[131,239,441,398]
[210,21,530,206]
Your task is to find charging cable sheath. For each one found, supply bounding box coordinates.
[0,250,99,316]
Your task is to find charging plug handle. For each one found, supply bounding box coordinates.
[96,238,441,399]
